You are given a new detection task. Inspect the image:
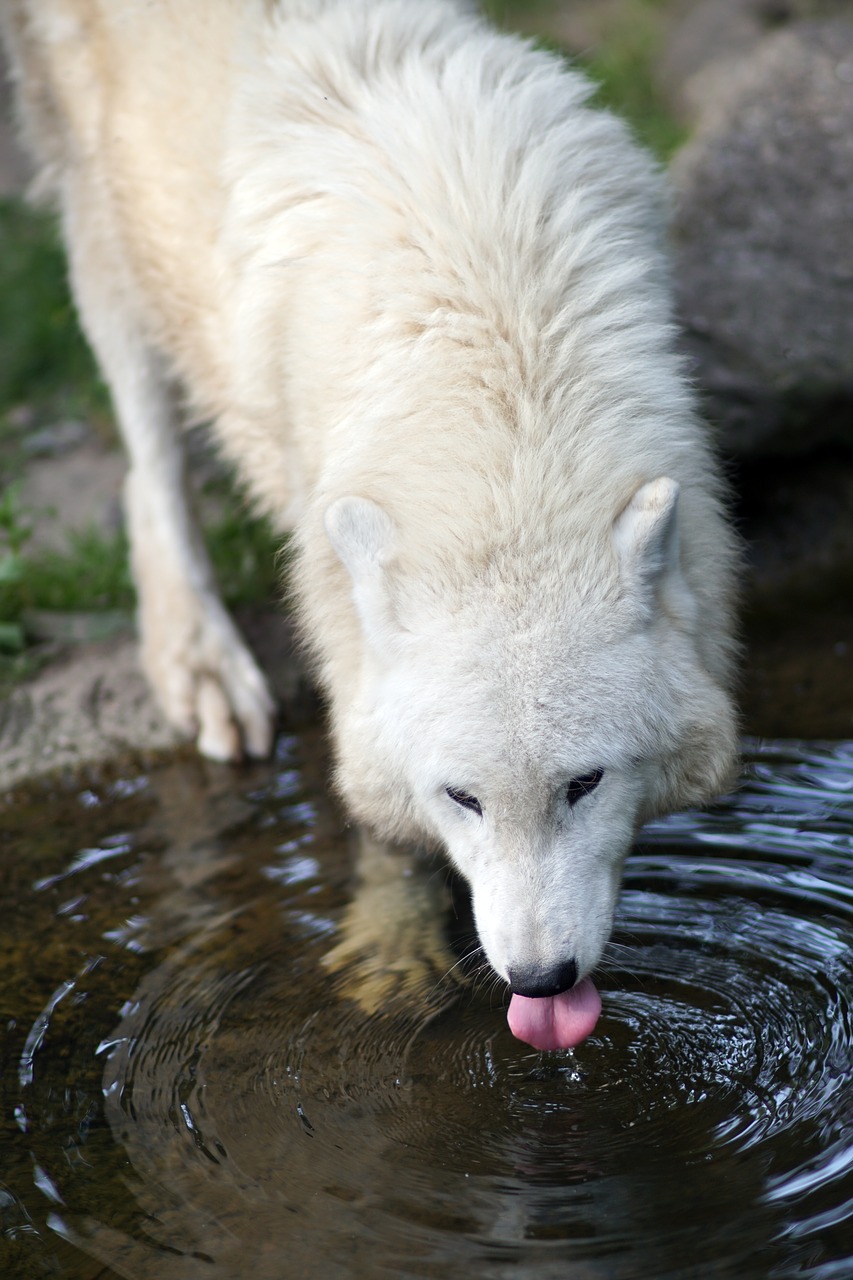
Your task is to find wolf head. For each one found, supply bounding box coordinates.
[323,480,737,999]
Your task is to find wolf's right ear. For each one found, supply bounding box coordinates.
[324,496,401,658]
[613,477,696,626]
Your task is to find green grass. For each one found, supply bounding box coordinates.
[0,479,283,655]
[0,479,283,691]
[0,199,109,423]
[0,482,131,661]
[203,493,286,609]
[17,527,134,616]
[0,482,35,654]
[580,2,687,161]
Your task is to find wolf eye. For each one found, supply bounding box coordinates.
[446,787,482,816]
[565,769,603,807]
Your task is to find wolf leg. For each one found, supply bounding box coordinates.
[62,190,276,761]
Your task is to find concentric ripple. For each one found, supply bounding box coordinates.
[1,736,851,1279]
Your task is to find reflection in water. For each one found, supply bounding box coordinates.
[0,736,851,1279]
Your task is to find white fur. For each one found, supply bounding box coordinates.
[3,0,738,989]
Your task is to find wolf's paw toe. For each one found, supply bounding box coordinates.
[193,670,275,761]
[194,647,277,761]
[144,617,277,762]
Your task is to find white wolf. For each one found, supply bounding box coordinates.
[3,0,738,1049]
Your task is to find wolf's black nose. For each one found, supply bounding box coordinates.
[508,958,578,998]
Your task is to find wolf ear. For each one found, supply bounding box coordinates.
[613,477,695,623]
[324,496,401,658]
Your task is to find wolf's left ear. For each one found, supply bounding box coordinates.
[324,496,401,658]
[613,477,695,624]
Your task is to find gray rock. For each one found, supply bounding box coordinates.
[22,418,92,457]
[0,612,303,792]
[658,0,848,125]
[0,636,182,792]
[670,20,853,455]
[658,0,766,125]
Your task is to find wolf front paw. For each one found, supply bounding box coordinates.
[141,602,277,762]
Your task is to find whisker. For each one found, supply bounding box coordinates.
[422,936,487,1007]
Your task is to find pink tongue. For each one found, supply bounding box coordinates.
[507,976,602,1051]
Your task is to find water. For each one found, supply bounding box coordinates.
[1,733,851,1279]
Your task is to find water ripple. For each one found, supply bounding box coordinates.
[1,738,851,1280]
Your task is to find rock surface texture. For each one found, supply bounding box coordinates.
[0,638,181,790]
[669,18,853,455]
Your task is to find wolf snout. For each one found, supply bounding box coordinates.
[507,958,578,998]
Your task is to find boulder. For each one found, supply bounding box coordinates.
[658,0,850,126]
[670,20,853,455]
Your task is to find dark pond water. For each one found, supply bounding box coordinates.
[1,732,851,1280]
